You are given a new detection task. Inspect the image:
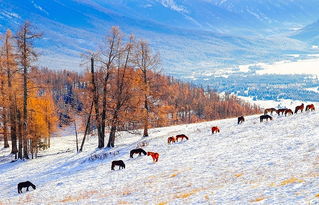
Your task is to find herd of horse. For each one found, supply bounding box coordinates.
[112,103,316,170]
[211,103,316,134]
[111,134,189,170]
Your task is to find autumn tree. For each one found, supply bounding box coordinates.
[107,34,136,147]
[15,21,42,159]
[0,29,19,153]
[134,40,160,137]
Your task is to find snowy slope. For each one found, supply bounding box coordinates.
[1,105,319,204]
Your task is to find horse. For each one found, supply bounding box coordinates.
[17,181,36,194]
[167,136,176,144]
[111,160,125,170]
[211,126,220,134]
[276,108,287,116]
[264,108,277,115]
[238,116,245,124]
[306,104,315,111]
[284,109,293,116]
[147,152,159,162]
[295,103,304,114]
[130,148,147,158]
[260,114,273,122]
[176,134,189,142]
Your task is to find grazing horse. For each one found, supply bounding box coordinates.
[238,116,245,124]
[295,103,304,114]
[18,181,36,194]
[176,134,189,142]
[211,126,220,134]
[264,108,277,115]
[306,104,315,111]
[130,148,147,158]
[260,114,273,122]
[147,152,159,162]
[276,108,287,116]
[167,136,176,144]
[284,109,293,116]
[111,160,125,170]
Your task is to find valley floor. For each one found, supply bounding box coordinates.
[1,109,319,204]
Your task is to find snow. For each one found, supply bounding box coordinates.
[237,97,315,109]
[1,104,319,204]
[256,57,319,75]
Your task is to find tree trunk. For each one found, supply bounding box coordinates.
[3,112,9,148]
[107,111,118,148]
[143,95,149,137]
[90,57,104,148]
[10,105,18,156]
[107,125,116,148]
[23,45,29,159]
[17,110,23,159]
[74,121,79,152]
[79,101,94,152]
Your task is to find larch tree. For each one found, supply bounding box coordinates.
[134,40,160,137]
[107,34,135,147]
[15,21,42,159]
[95,26,122,148]
[0,29,19,152]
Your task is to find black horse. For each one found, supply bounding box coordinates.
[238,116,245,124]
[260,114,273,122]
[111,160,125,170]
[130,148,147,158]
[18,181,36,194]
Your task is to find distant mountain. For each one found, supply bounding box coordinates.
[0,0,318,73]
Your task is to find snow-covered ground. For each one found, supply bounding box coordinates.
[1,104,319,204]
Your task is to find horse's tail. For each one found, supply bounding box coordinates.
[142,150,147,155]
[185,136,189,140]
[130,151,133,158]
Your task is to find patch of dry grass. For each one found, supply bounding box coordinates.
[280,177,304,186]
[60,190,98,203]
[157,202,168,205]
[250,197,265,202]
[234,173,243,178]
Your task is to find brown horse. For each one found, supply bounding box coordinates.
[111,160,125,170]
[260,114,273,122]
[176,134,189,142]
[211,126,220,134]
[276,108,287,116]
[295,103,304,113]
[238,116,245,124]
[147,152,159,162]
[306,104,315,111]
[264,108,277,115]
[284,109,293,116]
[167,136,176,144]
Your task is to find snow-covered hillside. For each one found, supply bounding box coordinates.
[1,106,319,204]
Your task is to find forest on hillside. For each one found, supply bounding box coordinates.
[0,22,261,159]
